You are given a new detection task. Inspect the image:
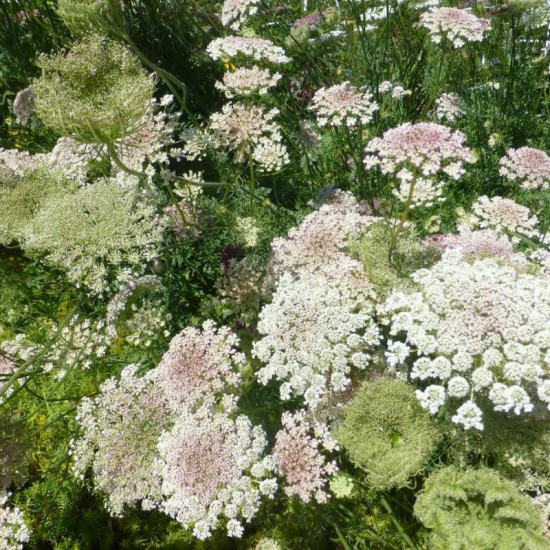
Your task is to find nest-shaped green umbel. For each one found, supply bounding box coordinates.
[0,165,75,246]
[415,466,548,550]
[57,0,123,36]
[337,379,442,489]
[33,34,154,146]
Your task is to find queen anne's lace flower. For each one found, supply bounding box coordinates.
[433,92,465,122]
[71,365,170,515]
[424,226,525,264]
[22,176,165,295]
[221,0,261,30]
[383,250,550,430]
[309,82,378,127]
[378,81,412,99]
[273,411,338,504]
[206,36,291,64]
[499,146,550,191]
[156,320,245,412]
[215,67,281,98]
[364,122,474,208]
[420,7,491,48]
[154,411,277,540]
[267,189,373,283]
[470,195,541,240]
[0,493,30,549]
[208,103,289,172]
[253,269,379,410]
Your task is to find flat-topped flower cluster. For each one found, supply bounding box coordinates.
[382,249,550,430]
[420,7,491,48]
[72,324,277,540]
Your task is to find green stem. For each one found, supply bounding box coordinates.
[249,151,257,213]
[389,177,417,262]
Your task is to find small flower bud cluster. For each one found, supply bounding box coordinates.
[309,82,378,127]
[378,80,412,99]
[420,7,491,48]
[382,250,550,431]
[499,146,550,191]
[433,92,465,122]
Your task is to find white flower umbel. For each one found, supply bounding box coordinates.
[383,249,550,430]
[420,7,491,48]
[207,36,291,64]
[221,0,261,31]
[215,67,282,98]
[470,195,541,241]
[309,82,378,128]
[253,269,379,410]
[154,411,276,540]
[0,493,30,550]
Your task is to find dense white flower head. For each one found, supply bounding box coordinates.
[156,320,245,412]
[71,365,170,515]
[207,36,291,64]
[364,122,473,208]
[420,7,491,48]
[0,493,30,550]
[452,401,484,430]
[424,226,526,265]
[470,195,541,240]
[208,102,289,172]
[382,249,550,430]
[154,411,277,540]
[267,189,374,283]
[499,146,550,191]
[309,82,378,128]
[221,0,261,31]
[273,411,338,504]
[215,67,281,98]
[253,269,379,410]
[365,122,473,181]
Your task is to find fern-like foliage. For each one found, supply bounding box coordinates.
[414,466,548,550]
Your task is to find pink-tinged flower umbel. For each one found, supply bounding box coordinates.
[420,8,491,48]
[309,82,378,128]
[273,411,338,504]
[499,146,550,191]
